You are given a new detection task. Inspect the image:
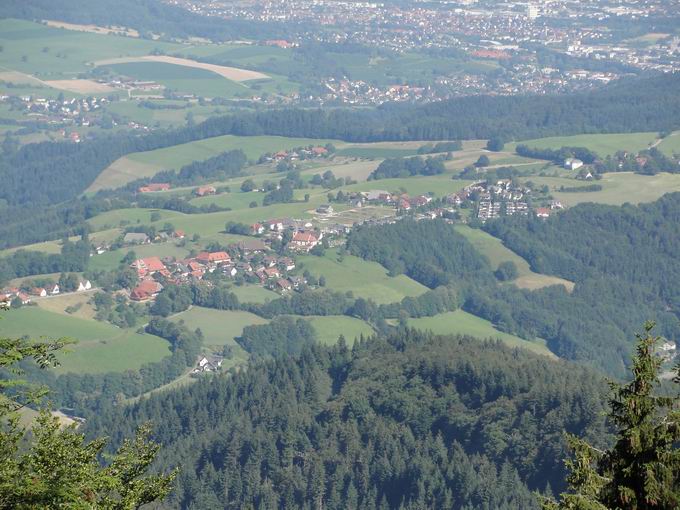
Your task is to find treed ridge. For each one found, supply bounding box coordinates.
[86,329,609,509]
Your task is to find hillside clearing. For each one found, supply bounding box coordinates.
[0,308,170,374]
[407,310,554,357]
[305,315,374,346]
[454,225,575,292]
[298,249,428,304]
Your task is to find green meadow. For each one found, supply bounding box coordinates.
[305,315,374,346]
[454,225,574,292]
[170,307,262,367]
[0,308,170,374]
[229,285,279,304]
[0,19,180,79]
[657,132,680,157]
[407,310,553,356]
[522,172,680,207]
[509,132,657,157]
[297,249,428,304]
[104,61,250,98]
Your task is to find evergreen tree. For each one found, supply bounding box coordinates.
[0,309,177,509]
[543,322,680,509]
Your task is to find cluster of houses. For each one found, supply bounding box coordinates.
[1,279,92,307]
[121,229,185,247]
[127,240,305,300]
[262,145,330,163]
[444,180,565,222]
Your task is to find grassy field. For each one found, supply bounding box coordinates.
[509,132,658,157]
[454,225,575,292]
[87,208,183,230]
[657,132,680,157]
[91,135,341,190]
[35,291,98,321]
[523,172,680,207]
[104,61,249,98]
[407,310,553,356]
[170,307,261,368]
[230,285,279,304]
[298,249,428,304]
[305,315,374,346]
[335,147,418,159]
[0,19,181,80]
[0,307,170,374]
[343,175,473,198]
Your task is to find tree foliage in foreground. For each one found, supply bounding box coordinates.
[0,309,176,509]
[544,322,680,509]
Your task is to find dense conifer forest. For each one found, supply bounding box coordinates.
[86,329,610,509]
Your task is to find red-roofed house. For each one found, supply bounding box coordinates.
[131,257,167,277]
[130,280,163,301]
[290,231,320,251]
[138,183,170,193]
[535,207,551,219]
[312,146,328,156]
[251,223,265,235]
[196,252,231,265]
[194,186,216,197]
[264,267,280,279]
[30,287,47,297]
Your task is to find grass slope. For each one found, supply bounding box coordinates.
[0,308,170,374]
[454,225,575,292]
[170,307,262,367]
[298,249,427,304]
[407,310,553,356]
[509,132,657,157]
[523,172,680,207]
[305,315,374,346]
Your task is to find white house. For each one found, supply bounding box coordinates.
[564,158,584,170]
[77,280,92,292]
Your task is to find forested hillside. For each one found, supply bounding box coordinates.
[347,217,680,376]
[1,73,679,207]
[3,0,292,41]
[86,330,609,509]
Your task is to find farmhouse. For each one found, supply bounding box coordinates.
[316,204,334,215]
[30,288,47,297]
[535,207,551,218]
[131,257,167,278]
[123,232,150,245]
[77,280,92,292]
[130,280,163,301]
[275,279,293,292]
[17,292,32,305]
[564,158,584,170]
[290,231,321,251]
[238,239,268,253]
[196,251,231,265]
[250,223,265,235]
[194,186,216,197]
[138,183,171,193]
[46,284,60,295]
